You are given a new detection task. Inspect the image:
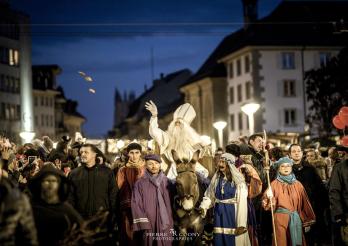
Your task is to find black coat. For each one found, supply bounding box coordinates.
[329,159,348,220]
[293,160,329,211]
[68,164,118,219]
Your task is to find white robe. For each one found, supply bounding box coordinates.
[149,116,209,180]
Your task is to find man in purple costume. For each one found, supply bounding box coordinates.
[131,154,174,246]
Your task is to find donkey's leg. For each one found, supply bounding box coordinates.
[178,227,187,246]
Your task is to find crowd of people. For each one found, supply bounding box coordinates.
[0,101,348,246]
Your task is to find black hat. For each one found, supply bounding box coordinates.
[126,143,142,153]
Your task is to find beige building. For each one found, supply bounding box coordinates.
[181,0,348,146]
[32,65,85,140]
[180,77,227,146]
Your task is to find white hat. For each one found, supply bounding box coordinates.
[173,103,196,125]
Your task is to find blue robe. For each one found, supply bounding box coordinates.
[214,177,237,246]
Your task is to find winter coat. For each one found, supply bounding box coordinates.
[329,159,348,221]
[68,164,118,219]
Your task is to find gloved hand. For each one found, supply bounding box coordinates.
[145,100,158,117]
[266,187,274,199]
[304,226,311,233]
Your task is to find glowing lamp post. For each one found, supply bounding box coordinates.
[241,103,260,135]
[213,121,227,148]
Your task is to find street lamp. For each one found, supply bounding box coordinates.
[19,131,35,144]
[241,103,260,135]
[213,121,227,148]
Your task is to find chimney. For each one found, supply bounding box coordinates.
[241,0,258,29]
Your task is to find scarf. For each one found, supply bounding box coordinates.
[276,207,302,246]
[146,170,170,230]
[276,172,297,184]
[126,158,145,168]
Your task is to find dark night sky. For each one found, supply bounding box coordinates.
[11,0,282,138]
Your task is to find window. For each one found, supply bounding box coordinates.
[281,52,295,69]
[238,112,243,130]
[46,115,49,126]
[1,103,5,119]
[15,79,19,93]
[245,81,251,100]
[16,105,20,120]
[236,59,242,76]
[9,49,19,66]
[245,55,250,73]
[319,52,331,67]
[283,80,296,97]
[237,84,242,102]
[41,115,44,126]
[0,74,4,90]
[246,115,249,130]
[45,97,49,107]
[34,97,38,107]
[284,109,297,126]
[230,114,235,131]
[41,97,44,106]
[228,62,234,79]
[229,87,234,104]
[35,115,38,126]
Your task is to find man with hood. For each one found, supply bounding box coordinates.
[29,164,82,246]
[131,154,174,245]
[145,100,209,180]
[199,153,250,246]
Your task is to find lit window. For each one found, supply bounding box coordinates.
[14,50,19,66]
[281,52,295,69]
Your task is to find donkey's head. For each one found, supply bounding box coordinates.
[172,150,200,211]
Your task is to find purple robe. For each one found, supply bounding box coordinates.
[131,171,174,246]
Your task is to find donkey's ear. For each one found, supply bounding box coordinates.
[171,149,181,164]
[191,150,200,164]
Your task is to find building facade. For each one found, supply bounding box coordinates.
[183,0,348,146]
[32,65,85,140]
[0,1,32,143]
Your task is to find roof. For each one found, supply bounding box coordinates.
[125,69,192,122]
[185,0,348,85]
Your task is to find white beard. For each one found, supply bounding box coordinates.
[166,121,201,160]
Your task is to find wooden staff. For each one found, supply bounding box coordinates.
[263,130,278,246]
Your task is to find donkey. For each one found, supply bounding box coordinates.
[172,150,208,246]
